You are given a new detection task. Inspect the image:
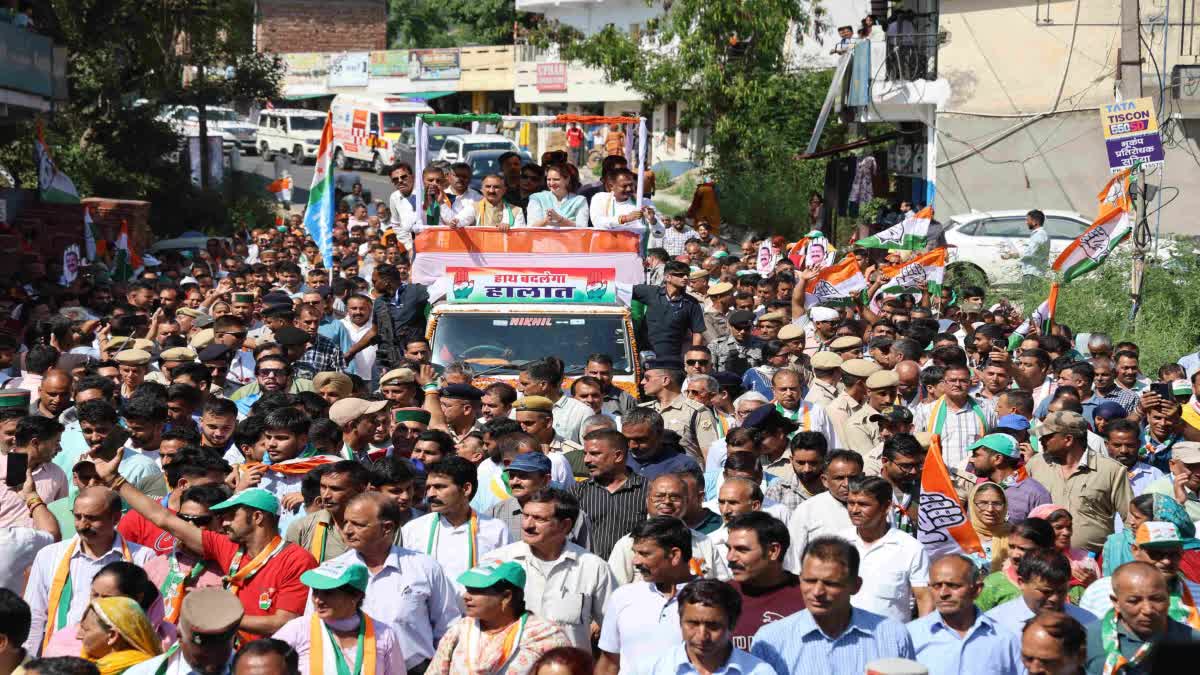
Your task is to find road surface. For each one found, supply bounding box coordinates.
[237,154,394,211]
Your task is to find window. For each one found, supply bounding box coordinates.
[369,114,380,135]
[1043,216,1088,240]
[975,218,1027,237]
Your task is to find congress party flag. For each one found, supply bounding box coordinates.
[803,254,867,307]
[35,119,80,204]
[880,247,947,294]
[112,220,142,282]
[855,207,933,251]
[1011,282,1060,346]
[1052,168,1133,283]
[917,435,984,558]
[301,112,336,270]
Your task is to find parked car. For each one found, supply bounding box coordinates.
[464,149,532,192]
[438,134,519,163]
[159,105,257,154]
[391,126,469,168]
[257,109,327,163]
[941,210,1091,285]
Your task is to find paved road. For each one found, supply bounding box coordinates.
[237,154,394,210]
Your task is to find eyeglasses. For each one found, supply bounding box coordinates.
[651,493,685,504]
[178,513,215,526]
[257,368,288,377]
[685,359,710,366]
[391,174,412,182]
[218,331,247,339]
[974,500,1005,510]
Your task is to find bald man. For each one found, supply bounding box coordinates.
[1084,561,1200,675]
[895,361,921,408]
[35,370,73,420]
[1021,611,1087,675]
[1079,521,1190,620]
[23,486,156,654]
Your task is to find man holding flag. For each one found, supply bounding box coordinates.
[914,363,996,470]
[302,112,336,272]
[1000,209,1050,284]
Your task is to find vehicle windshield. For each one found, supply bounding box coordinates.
[289,116,325,131]
[428,132,460,151]
[468,154,502,175]
[463,141,515,153]
[431,313,632,374]
[382,112,415,132]
[208,109,242,122]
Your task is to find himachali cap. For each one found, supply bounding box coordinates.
[395,407,431,425]
[210,487,279,515]
[514,396,554,413]
[1173,379,1193,397]
[232,293,255,304]
[865,370,899,389]
[190,328,216,350]
[261,291,293,306]
[379,368,416,386]
[777,324,804,341]
[1135,521,1186,549]
[707,282,734,296]
[507,451,552,475]
[830,336,863,351]
[113,349,152,366]
[458,561,527,590]
[179,588,243,636]
[869,405,913,425]
[966,433,1020,459]
[810,352,842,370]
[0,390,31,410]
[301,559,370,593]
[262,304,296,319]
[160,347,197,362]
[329,398,388,426]
[840,358,880,378]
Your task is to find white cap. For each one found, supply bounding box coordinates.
[809,306,838,322]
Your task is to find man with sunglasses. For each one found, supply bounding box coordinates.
[229,355,312,416]
[634,261,705,363]
[386,162,419,252]
[118,450,231,553]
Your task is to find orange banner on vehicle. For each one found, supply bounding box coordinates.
[414,228,641,255]
[553,114,640,125]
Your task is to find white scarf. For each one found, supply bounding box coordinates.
[341,315,376,378]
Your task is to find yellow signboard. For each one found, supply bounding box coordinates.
[1099,97,1159,139]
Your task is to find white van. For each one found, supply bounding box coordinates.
[328,94,434,175]
[256,109,327,164]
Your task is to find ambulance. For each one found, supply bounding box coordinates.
[328,94,434,175]
[412,227,645,397]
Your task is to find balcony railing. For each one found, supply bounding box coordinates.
[883,32,942,81]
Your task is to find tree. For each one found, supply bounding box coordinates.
[543,0,842,234]
[387,0,537,48]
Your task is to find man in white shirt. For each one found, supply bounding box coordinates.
[446,162,483,208]
[590,169,653,230]
[23,486,155,654]
[1002,209,1050,282]
[597,516,698,675]
[784,450,862,573]
[483,487,616,649]
[327,492,461,672]
[838,475,931,622]
[387,163,419,251]
[400,456,512,590]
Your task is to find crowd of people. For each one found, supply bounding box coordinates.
[1,148,1200,675]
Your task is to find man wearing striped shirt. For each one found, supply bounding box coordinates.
[570,429,649,560]
[913,363,995,469]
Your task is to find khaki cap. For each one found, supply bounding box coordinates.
[757,311,786,324]
[379,368,416,386]
[840,358,881,378]
[830,336,863,350]
[113,349,151,366]
[688,269,708,280]
[105,336,131,350]
[180,588,244,636]
[1174,442,1200,464]
[189,328,216,350]
[777,324,804,341]
[514,395,554,413]
[810,351,842,369]
[866,370,899,389]
[176,307,204,319]
[706,282,734,296]
[160,347,197,362]
[132,338,156,352]
[330,398,389,426]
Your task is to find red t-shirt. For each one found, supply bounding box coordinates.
[119,509,177,555]
[566,127,584,148]
[201,529,317,632]
[732,574,806,651]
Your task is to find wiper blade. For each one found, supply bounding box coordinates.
[473,360,530,379]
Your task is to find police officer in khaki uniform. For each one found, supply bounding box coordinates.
[702,282,734,345]
[825,358,880,447]
[114,348,154,401]
[639,359,720,464]
[843,369,899,456]
[146,346,197,385]
[803,351,842,409]
[687,268,711,306]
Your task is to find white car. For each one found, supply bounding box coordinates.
[257,109,327,163]
[160,105,258,154]
[437,134,518,163]
[940,210,1091,285]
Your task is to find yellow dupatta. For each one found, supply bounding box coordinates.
[87,596,162,675]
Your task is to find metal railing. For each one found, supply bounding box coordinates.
[884,32,941,81]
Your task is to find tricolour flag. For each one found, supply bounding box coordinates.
[1011,282,1061,344]
[803,254,867,307]
[917,435,984,558]
[855,206,933,250]
[267,176,292,193]
[787,231,834,271]
[35,120,80,204]
[1052,168,1133,282]
[83,207,107,261]
[112,220,141,282]
[879,247,947,294]
[302,112,335,270]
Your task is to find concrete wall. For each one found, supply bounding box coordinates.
[257,0,387,54]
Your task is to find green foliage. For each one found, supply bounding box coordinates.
[544,0,838,231]
[387,0,533,47]
[1002,242,1200,373]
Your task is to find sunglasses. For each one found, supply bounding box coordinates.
[256,368,288,377]
[178,513,214,526]
[685,359,710,366]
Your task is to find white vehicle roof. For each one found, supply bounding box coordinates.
[453,134,515,143]
[262,108,325,117]
[946,209,1089,224]
[330,94,433,111]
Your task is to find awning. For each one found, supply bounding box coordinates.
[401,91,456,101]
[281,92,330,101]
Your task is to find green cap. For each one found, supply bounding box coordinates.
[0,390,31,409]
[232,293,255,304]
[457,562,527,590]
[209,488,279,515]
[394,407,431,424]
[966,433,1020,459]
[1172,379,1193,397]
[301,559,369,593]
